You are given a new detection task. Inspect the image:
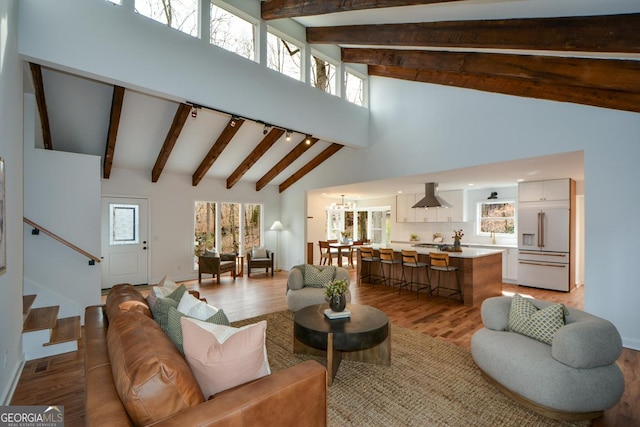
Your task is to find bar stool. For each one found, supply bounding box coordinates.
[400,249,431,298]
[359,246,383,286]
[379,248,404,289]
[429,252,463,303]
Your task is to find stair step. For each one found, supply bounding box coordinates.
[23,306,59,333]
[23,295,37,322]
[45,316,81,346]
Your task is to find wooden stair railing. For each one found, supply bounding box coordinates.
[23,217,101,265]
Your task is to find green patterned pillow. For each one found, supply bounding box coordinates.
[166,284,187,302]
[507,294,566,345]
[304,265,336,288]
[151,297,179,334]
[167,305,230,354]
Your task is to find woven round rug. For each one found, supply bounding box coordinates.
[234,310,590,427]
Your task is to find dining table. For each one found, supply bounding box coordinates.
[329,242,353,267]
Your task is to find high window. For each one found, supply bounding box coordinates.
[345,71,365,106]
[210,2,256,61]
[135,0,199,37]
[311,54,337,96]
[267,31,302,81]
[477,201,516,235]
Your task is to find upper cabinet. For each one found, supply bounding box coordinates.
[396,190,465,223]
[518,179,570,202]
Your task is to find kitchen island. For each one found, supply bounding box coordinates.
[356,244,504,307]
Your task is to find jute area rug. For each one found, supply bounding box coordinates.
[233,311,590,427]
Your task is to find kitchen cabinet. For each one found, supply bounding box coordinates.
[395,194,416,223]
[503,248,518,283]
[438,190,465,222]
[519,179,570,202]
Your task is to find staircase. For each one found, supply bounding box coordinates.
[22,294,81,360]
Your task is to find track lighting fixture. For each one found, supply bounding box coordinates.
[191,107,197,118]
[305,135,312,145]
[286,130,291,142]
[263,124,272,135]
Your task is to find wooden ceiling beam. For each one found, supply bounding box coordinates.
[279,143,344,193]
[369,64,640,113]
[151,103,191,183]
[227,128,285,189]
[103,85,125,179]
[256,137,318,191]
[29,63,52,150]
[343,48,640,93]
[309,13,640,53]
[261,0,465,20]
[192,117,245,186]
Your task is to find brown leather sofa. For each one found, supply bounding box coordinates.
[198,253,236,283]
[85,284,327,427]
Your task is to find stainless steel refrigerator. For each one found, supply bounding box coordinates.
[518,199,573,292]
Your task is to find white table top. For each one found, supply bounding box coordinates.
[364,243,504,259]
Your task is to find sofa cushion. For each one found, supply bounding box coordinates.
[507,294,565,345]
[167,306,230,354]
[182,318,271,398]
[304,264,336,288]
[146,276,179,308]
[107,311,204,426]
[106,284,152,320]
[151,297,179,334]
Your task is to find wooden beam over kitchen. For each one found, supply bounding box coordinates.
[29,63,52,150]
[261,0,465,20]
[368,64,640,113]
[279,143,343,193]
[343,48,640,93]
[152,103,191,183]
[192,117,245,186]
[103,85,125,179]
[309,13,640,53]
[256,136,318,192]
[227,128,285,189]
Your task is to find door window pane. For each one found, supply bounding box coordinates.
[244,204,262,250]
[110,204,139,245]
[221,202,240,253]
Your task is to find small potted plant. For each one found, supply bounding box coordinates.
[452,229,464,250]
[325,279,349,312]
[340,231,351,243]
[410,234,419,242]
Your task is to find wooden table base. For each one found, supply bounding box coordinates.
[293,328,391,386]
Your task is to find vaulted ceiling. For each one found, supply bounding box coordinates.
[28,0,637,197]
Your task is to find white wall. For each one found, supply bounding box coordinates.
[18,0,369,149]
[0,0,26,404]
[101,168,281,283]
[23,139,102,321]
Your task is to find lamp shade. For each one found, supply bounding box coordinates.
[270,220,284,231]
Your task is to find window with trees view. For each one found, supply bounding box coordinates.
[311,55,337,96]
[345,71,365,106]
[210,2,256,61]
[135,0,198,37]
[244,204,262,250]
[267,31,302,81]
[194,201,216,257]
[477,201,515,235]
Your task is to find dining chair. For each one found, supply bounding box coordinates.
[400,249,431,298]
[429,252,462,302]
[319,241,338,265]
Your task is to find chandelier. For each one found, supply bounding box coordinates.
[329,195,356,210]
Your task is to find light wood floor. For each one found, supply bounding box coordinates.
[11,268,639,427]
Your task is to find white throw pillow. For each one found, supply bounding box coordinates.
[251,246,268,258]
[177,291,220,321]
[146,275,179,307]
[181,318,271,398]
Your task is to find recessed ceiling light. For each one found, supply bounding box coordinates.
[468,183,475,186]
[517,179,524,182]
[397,190,403,194]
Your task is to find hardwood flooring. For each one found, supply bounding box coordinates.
[11,268,639,426]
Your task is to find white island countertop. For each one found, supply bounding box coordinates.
[366,243,504,259]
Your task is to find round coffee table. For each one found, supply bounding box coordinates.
[293,303,390,385]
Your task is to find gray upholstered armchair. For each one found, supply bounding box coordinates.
[246,247,274,277]
[198,253,236,284]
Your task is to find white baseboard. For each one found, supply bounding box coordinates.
[2,358,25,405]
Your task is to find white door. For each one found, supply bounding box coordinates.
[101,197,149,288]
